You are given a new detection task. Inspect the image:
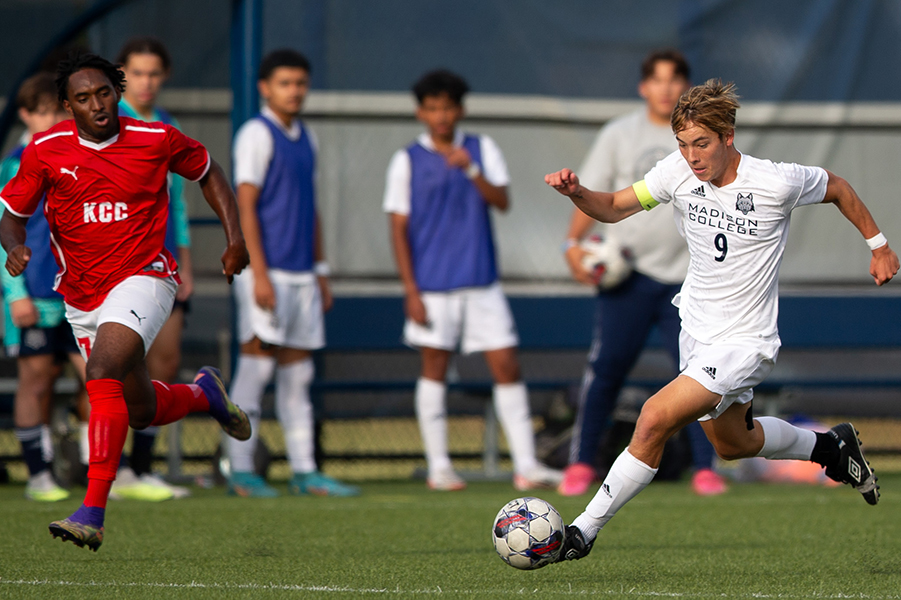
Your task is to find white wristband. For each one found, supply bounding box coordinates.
[866,232,888,251]
[465,162,481,180]
[313,261,331,276]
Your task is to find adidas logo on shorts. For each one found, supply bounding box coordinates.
[702,366,717,379]
[690,185,706,197]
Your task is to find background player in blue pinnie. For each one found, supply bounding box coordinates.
[228,49,358,498]
[384,69,562,492]
[0,72,82,503]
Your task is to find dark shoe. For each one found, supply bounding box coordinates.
[824,423,879,505]
[49,517,103,552]
[556,525,594,562]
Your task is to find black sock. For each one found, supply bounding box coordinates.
[810,431,840,467]
[15,426,49,477]
[130,430,156,476]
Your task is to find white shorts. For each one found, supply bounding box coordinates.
[66,275,177,360]
[404,283,519,354]
[679,329,780,421]
[233,269,325,350]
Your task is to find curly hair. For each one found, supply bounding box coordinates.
[412,69,470,105]
[56,51,126,104]
[671,79,740,138]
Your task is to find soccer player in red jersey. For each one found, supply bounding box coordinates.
[0,52,251,551]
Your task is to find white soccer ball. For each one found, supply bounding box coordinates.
[579,234,632,290]
[492,496,565,569]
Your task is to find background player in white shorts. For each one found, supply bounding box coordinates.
[229,49,358,498]
[545,79,899,563]
[385,69,562,491]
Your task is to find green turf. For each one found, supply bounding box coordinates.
[1,475,899,599]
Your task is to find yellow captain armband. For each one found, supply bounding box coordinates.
[632,180,659,211]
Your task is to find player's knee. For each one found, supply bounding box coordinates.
[712,438,754,461]
[128,411,154,431]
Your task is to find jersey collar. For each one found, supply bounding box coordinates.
[417,129,465,154]
[262,105,302,141]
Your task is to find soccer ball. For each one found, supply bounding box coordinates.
[492,496,565,569]
[580,234,632,290]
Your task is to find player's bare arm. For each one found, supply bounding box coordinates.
[0,211,31,277]
[313,216,333,312]
[198,160,249,284]
[445,147,509,211]
[389,212,428,326]
[235,181,275,310]
[822,170,899,286]
[564,208,598,286]
[544,168,643,223]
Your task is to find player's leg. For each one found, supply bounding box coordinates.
[703,402,879,504]
[563,274,660,495]
[124,305,189,499]
[404,290,463,490]
[14,350,69,501]
[465,284,562,490]
[655,288,726,495]
[560,375,720,561]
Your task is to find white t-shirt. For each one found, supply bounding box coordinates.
[643,151,828,344]
[383,130,510,215]
[232,104,319,188]
[579,110,688,284]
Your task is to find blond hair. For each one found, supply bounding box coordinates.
[671,79,740,137]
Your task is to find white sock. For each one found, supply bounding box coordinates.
[415,377,451,476]
[756,416,817,460]
[276,359,317,474]
[227,354,276,473]
[574,449,658,542]
[493,382,538,475]
[79,422,89,465]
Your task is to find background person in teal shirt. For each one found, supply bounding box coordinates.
[106,37,195,501]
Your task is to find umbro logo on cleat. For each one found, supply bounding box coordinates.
[690,185,706,197]
[848,457,862,483]
[702,366,717,379]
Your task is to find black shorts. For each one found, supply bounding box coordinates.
[16,321,79,359]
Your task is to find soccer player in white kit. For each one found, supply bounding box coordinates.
[544,79,899,562]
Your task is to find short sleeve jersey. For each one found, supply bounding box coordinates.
[641,151,827,343]
[0,117,210,311]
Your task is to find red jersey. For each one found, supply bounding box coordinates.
[0,117,210,311]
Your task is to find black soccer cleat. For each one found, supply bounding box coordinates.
[824,422,879,506]
[556,525,594,562]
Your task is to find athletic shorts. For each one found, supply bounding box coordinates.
[233,269,325,350]
[12,321,79,359]
[679,329,780,421]
[404,283,519,354]
[66,275,177,361]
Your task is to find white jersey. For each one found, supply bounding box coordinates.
[579,110,688,284]
[642,151,828,344]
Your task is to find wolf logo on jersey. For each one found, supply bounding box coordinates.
[736,192,755,215]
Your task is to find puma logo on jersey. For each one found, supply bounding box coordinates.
[83,202,128,223]
[690,185,706,197]
[60,166,79,180]
[702,366,717,379]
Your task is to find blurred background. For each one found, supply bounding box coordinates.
[1,0,900,485]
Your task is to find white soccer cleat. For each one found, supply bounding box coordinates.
[514,463,564,491]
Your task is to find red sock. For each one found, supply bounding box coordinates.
[149,382,210,426]
[84,379,129,509]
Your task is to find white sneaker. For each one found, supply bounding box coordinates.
[427,468,466,491]
[109,467,174,502]
[25,470,70,502]
[514,463,564,491]
[140,473,191,499]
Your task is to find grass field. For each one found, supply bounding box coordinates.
[1,475,899,599]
